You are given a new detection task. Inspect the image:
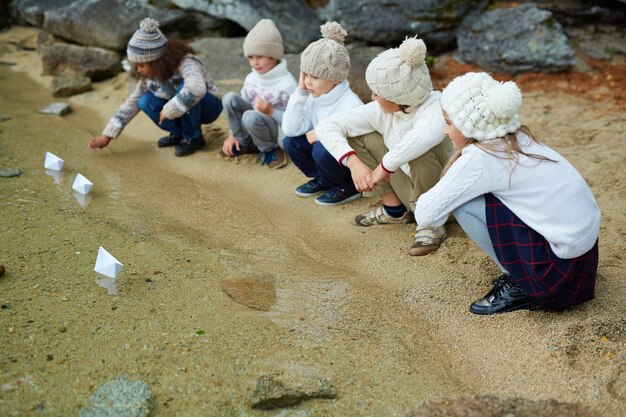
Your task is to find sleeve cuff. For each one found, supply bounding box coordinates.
[338,150,356,166]
[380,161,394,174]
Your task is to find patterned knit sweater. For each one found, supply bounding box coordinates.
[102,54,222,138]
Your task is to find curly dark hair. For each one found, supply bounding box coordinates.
[131,39,195,82]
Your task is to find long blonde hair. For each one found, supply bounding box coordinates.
[441,125,556,177]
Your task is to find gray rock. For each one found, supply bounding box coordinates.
[566,24,626,60]
[38,102,72,116]
[250,368,336,410]
[457,3,576,74]
[78,375,152,417]
[43,0,187,51]
[11,0,71,27]
[0,168,21,178]
[38,31,122,81]
[172,0,320,53]
[328,0,489,53]
[51,75,92,97]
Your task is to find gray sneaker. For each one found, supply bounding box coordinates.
[353,205,413,227]
[409,225,446,256]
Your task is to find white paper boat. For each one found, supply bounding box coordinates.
[44,152,64,171]
[94,246,123,279]
[72,173,93,195]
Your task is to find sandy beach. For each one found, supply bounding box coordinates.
[0,26,624,416]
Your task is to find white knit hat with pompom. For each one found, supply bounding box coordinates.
[441,72,522,141]
[127,18,168,63]
[365,36,432,106]
[300,21,350,81]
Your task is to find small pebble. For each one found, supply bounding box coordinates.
[46,354,54,361]
[0,168,21,178]
[59,327,67,333]
[0,265,5,277]
[8,327,14,333]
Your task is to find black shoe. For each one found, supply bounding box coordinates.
[483,273,511,299]
[157,133,182,148]
[175,136,206,157]
[470,276,538,315]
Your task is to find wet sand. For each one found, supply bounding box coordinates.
[1,27,624,416]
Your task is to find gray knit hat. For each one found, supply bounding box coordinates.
[365,36,432,106]
[441,72,522,141]
[300,21,350,81]
[243,19,284,60]
[127,18,168,63]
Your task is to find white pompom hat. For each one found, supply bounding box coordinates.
[441,72,522,141]
[365,36,433,106]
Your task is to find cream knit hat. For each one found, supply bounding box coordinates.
[243,19,284,60]
[365,36,432,106]
[441,72,522,141]
[300,21,350,81]
[127,18,168,63]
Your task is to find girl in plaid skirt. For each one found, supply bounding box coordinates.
[413,72,601,315]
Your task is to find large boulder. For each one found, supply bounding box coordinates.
[328,0,489,53]
[172,0,320,53]
[11,0,71,27]
[43,0,187,51]
[37,31,122,81]
[457,3,575,74]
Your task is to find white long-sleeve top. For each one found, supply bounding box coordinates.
[240,59,297,125]
[282,80,363,137]
[414,132,601,259]
[316,91,446,175]
[102,54,221,138]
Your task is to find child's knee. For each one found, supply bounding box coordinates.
[241,110,262,128]
[221,91,238,108]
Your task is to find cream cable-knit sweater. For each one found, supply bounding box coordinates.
[102,54,221,139]
[316,91,446,175]
[414,132,601,259]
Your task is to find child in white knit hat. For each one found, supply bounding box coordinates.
[282,21,364,205]
[316,37,453,256]
[220,18,297,169]
[414,72,600,315]
[88,17,223,157]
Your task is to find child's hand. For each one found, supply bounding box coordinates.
[159,111,168,125]
[346,155,376,192]
[371,164,391,184]
[306,129,317,144]
[298,71,307,91]
[254,96,274,116]
[222,134,240,157]
[88,135,112,150]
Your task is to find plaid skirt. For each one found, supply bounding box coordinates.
[485,193,598,310]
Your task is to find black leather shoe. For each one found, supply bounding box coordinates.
[470,277,538,315]
[157,133,182,148]
[175,136,206,156]
[483,273,511,299]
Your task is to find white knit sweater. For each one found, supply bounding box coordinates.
[282,80,363,137]
[102,54,221,139]
[414,132,601,259]
[316,91,446,175]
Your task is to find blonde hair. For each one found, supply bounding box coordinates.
[441,125,556,177]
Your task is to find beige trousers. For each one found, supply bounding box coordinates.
[347,132,454,211]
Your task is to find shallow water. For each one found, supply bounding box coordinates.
[0,66,466,416]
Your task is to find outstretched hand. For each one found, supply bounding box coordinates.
[88,135,112,150]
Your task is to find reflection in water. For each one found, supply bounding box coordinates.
[73,191,92,207]
[95,274,118,295]
[45,169,62,185]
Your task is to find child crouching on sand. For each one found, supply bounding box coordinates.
[414,72,601,315]
[88,18,223,157]
[316,37,453,255]
[219,19,297,169]
[282,22,364,205]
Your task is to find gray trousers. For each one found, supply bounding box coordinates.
[222,92,279,153]
[453,195,507,273]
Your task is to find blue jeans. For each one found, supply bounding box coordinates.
[138,83,222,139]
[283,135,357,192]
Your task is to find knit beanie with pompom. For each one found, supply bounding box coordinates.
[300,21,350,81]
[441,72,522,141]
[127,17,168,63]
[243,19,284,60]
[365,36,432,106]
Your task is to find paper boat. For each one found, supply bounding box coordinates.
[94,246,123,279]
[72,173,93,195]
[44,152,64,171]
